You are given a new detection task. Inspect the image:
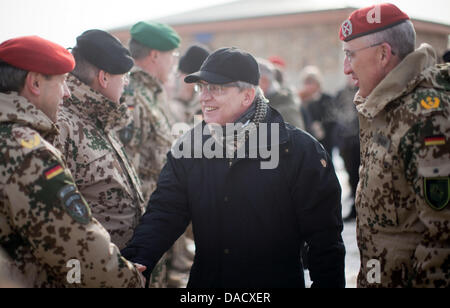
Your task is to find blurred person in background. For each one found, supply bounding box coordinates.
[258,57,305,130]
[333,75,360,222]
[298,66,336,157]
[170,44,210,125]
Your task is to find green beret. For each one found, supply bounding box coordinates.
[130,21,181,51]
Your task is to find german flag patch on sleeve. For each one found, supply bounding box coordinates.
[424,136,446,147]
[44,164,64,180]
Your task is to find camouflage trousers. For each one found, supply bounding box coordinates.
[149,253,168,288]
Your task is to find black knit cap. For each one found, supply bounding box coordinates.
[76,29,134,74]
[179,45,210,75]
[185,47,260,85]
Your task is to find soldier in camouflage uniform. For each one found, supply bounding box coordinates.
[124,22,181,202]
[340,4,449,287]
[169,45,210,125]
[122,21,181,288]
[56,30,145,251]
[0,36,144,288]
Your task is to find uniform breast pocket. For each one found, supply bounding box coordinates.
[359,141,398,228]
[75,148,134,200]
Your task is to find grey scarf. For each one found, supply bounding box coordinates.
[209,95,269,157]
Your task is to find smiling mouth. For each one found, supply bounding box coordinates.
[205,106,219,112]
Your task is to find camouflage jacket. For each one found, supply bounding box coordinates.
[355,44,449,288]
[56,75,145,250]
[122,68,174,203]
[169,94,202,125]
[0,92,143,287]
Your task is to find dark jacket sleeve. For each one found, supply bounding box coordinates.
[121,152,191,278]
[289,131,346,288]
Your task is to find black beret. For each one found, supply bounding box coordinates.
[76,30,134,74]
[178,45,210,75]
[185,47,260,85]
[443,50,450,63]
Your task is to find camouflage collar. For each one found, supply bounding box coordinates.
[130,67,163,95]
[0,91,57,137]
[356,44,437,119]
[65,74,129,131]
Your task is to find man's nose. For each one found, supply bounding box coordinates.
[343,57,353,76]
[63,82,71,99]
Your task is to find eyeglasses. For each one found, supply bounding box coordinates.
[344,42,384,62]
[194,83,238,96]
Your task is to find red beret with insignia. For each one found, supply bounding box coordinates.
[339,3,410,42]
[0,36,75,75]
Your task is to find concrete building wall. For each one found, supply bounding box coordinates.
[112,11,449,95]
[179,23,346,94]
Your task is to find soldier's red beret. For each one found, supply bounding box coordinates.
[0,36,75,75]
[339,3,410,42]
[268,56,286,68]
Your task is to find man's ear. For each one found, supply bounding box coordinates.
[242,87,256,107]
[24,72,42,96]
[98,70,108,89]
[149,50,159,62]
[379,43,394,67]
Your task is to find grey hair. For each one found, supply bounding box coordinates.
[70,47,100,86]
[364,20,416,60]
[300,65,323,87]
[234,81,267,103]
[129,39,153,60]
[0,62,28,93]
[234,81,263,96]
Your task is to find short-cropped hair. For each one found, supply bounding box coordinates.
[71,47,100,86]
[0,61,28,93]
[364,20,416,60]
[129,38,153,60]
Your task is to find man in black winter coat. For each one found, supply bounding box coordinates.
[122,47,346,288]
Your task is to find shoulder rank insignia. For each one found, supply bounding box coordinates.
[421,96,440,110]
[424,177,449,210]
[20,134,41,149]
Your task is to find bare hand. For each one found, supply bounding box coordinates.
[134,263,147,273]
